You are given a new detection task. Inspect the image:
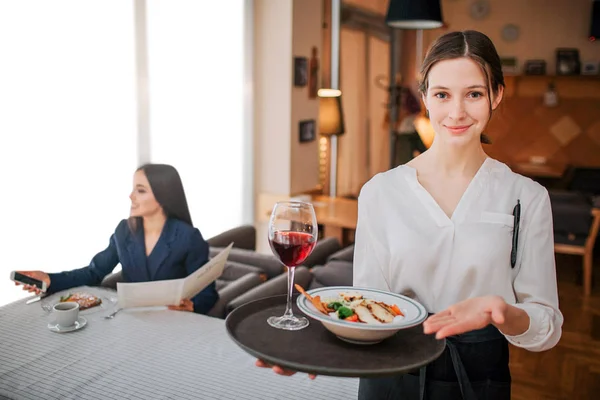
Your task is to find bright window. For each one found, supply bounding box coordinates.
[146,0,248,239]
[0,1,137,306]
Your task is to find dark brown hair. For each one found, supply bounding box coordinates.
[418,30,505,144]
[128,163,193,232]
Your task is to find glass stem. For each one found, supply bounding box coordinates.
[283,266,296,319]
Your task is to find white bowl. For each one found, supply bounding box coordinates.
[296,286,428,345]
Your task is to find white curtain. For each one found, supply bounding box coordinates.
[338,28,369,197]
[0,1,137,306]
[146,0,248,239]
[337,29,390,197]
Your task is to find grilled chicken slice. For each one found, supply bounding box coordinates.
[340,292,364,302]
[368,303,395,323]
[354,304,381,324]
[375,301,399,316]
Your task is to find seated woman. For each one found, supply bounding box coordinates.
[14,163,218,314]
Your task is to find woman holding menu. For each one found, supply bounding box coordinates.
[259,30,563,400]
[13,163,218,315]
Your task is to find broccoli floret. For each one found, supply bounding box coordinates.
[337,306,354,319]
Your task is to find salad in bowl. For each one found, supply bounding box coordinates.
[296,285,428,344]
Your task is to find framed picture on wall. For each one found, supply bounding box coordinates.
[299,119,316,143]
[294,57,308,87]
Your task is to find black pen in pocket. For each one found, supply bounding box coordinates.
[511,199,521,268]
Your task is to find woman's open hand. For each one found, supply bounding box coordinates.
[255,359,316,380]
[168,299,194,312]
[423,295,508,339]
[13,270,50,295]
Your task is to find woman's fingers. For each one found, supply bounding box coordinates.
[23,285,40,294]
[427,309,451,320]
[434,320,476,339]
[255,359,316,379]
[423,316,455,334]
[423,311,452,326]
[168,300,193,312]
[272,365,297,376]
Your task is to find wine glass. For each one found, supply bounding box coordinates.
[267,201,318,331]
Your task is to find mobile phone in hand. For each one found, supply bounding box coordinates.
[10,271,48,292]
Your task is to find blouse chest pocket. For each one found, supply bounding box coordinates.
[463,211,515,269]
[479,211,514,228]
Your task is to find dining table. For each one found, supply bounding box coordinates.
[0,287,359,400]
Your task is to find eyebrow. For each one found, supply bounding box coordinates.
[135,184,147,189]
[430,85,488,90]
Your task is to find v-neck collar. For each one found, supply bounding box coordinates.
[129,218,175,280]
[138,218,169,258]
[403,157,492,227]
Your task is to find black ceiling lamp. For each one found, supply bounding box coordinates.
[385,0,444,29]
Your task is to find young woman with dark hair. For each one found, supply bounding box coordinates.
[13,163,218,315]
[258,30,563,400]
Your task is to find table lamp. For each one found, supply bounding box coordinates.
[318,88,345,197]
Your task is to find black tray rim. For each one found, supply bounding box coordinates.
[225,294,447,378]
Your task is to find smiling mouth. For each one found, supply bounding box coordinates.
[445,125,471,134]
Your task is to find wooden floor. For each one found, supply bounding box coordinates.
[510,253,600,400]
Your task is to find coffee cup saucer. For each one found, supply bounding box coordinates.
[48,317,87,333]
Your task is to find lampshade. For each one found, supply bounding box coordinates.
[414,115,435,149]
[318,89,345,136]
[385,0,444,29]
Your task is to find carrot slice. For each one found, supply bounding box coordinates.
[345,314,359,322]
[295,284,328,315]
[313,295,329,315]
[294,284,312,301]
[391,304,404,316]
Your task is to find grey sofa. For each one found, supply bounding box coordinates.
[209,236,343,279]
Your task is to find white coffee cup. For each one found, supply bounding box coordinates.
[53,302,79,327]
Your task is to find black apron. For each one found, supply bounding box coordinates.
[358,325,511,400]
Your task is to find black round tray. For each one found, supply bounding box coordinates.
[225,294,446,378]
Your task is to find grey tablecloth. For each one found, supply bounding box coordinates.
[0,287,358,400]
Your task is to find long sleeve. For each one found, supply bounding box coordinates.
[48,233,120,293]
[352,181,392,291]
[185,229,219,315]
[504,189,563,352]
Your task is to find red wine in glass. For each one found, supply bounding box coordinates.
[267,201,318,331]
[269,231,316,267]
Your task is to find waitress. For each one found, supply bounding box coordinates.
[257,30,562,400]
[354,30,562,399]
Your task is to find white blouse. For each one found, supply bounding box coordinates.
[353,157,563,352]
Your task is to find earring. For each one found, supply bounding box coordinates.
[426,109,430,118]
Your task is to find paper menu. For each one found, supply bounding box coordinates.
[117,279,183,309]
[117,243,232,309]
[181,243,232,300]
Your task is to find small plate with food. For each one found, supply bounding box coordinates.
[41,287,118,315]
[296,285,428,344]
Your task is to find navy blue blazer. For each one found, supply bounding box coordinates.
[48,218,219,314]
